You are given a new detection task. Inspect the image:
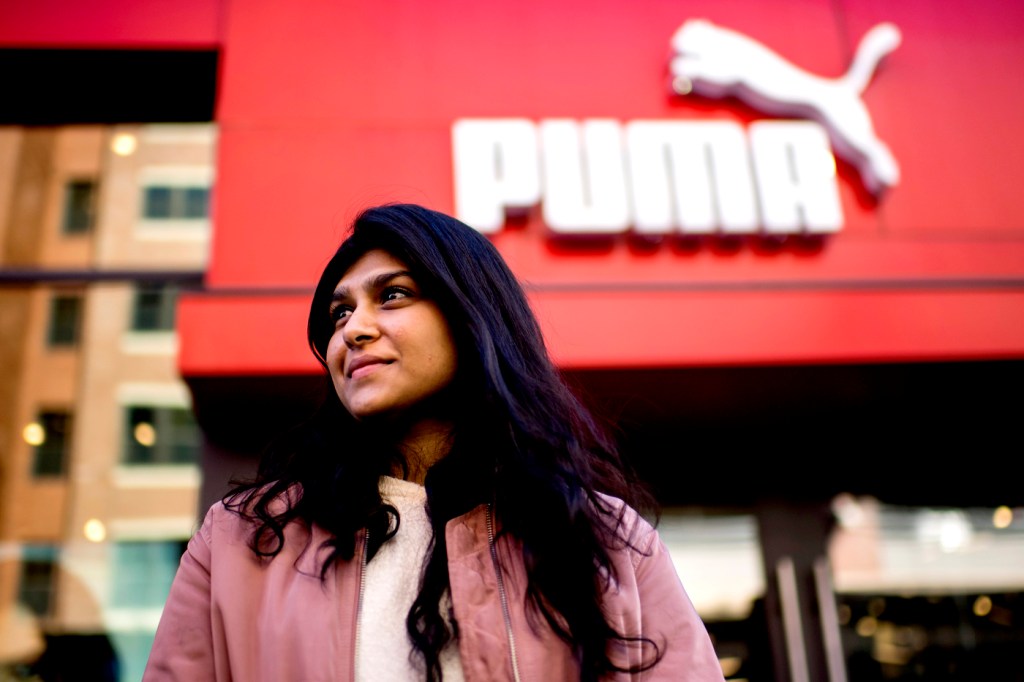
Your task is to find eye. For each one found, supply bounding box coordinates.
[329,304,352,323]
[381,286,413,304]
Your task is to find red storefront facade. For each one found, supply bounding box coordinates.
[179,0,1024,374]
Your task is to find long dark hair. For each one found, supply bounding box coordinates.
[226,203,660,681]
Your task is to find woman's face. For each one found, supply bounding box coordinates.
[325,249,458,422]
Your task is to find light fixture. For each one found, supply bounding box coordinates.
[22,422,45,446]
[993,506,1013,529]
[111,133,138,156]
[134,422,157,447]
[83,518,107,543]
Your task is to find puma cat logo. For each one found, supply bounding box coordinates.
[670,20,901,195]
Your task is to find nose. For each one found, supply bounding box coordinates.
[341,304,380,348]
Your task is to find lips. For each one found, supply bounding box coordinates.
[346,355,391,378]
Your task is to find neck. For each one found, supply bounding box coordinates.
[394,418,453,485]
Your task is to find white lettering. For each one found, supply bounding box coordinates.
[749,121,842,233]
[451,119,540,234]
[626,120,758,234]
[451,118,844,235]
[539,120,631,234]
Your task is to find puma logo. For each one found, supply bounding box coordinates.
[670,19,901,195]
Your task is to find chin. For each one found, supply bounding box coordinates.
[337,389,395,420]
[343,404,390,421]
[342,398,410,422]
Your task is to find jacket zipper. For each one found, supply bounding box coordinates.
[486,504,523,682]
[353,528,368,682]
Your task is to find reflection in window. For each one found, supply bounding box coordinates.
[109,632,152,682]
[109,541,187,682]
[123,406,199,465]
[18,545,58,617]
[47,294,82,346]
[110,541,186,608]
[660,512,768,680]
[131,283,179,332]
[829,496,1024,681]
[62,179,97,234]
[31,411,72,477]
[142,186,209,220]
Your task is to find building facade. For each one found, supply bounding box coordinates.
[0,124,214,680]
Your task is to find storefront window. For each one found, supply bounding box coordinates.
[829,496,1024,680]
[661,511,768,680]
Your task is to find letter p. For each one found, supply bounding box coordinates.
[452,119,541,233]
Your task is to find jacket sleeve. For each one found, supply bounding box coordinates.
[634,529,726,682]
[143,508,218,682]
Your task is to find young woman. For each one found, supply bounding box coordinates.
[144,204,724,682]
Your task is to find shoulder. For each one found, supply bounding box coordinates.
[592,492,659,567]
[194,500,253,547]
[199,482,304,544]
[223,480,303,516]
[194,484,330,577]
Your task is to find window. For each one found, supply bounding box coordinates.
[830,499,1024,680]
[47,294,82,346]
[62,179,97,234]
[18,545,58,617]
[143,187,172,218]
[183,187,209,218]
[31,411,72,477]
[110,540,187,608]
[142,185,210,220]
[123,406,199,465]
[131,283,179,332]
[110,632,157,682]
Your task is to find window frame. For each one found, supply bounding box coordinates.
[61,178,98,235]
[46,293,83,347]
[122,404,200,466]
[18,544,59,617]
[130,282,180,332]
[31,410,73,478]
[135,166,214,240]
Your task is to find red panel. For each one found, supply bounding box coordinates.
[178,294,313,377]
[535,289,1024,368]
[839,0,1024,234]
[208,0,1024,287]
[0,0,221,48]
[218,0,842,123]
[208,127,454,288]
[179,0,1024,374]
[178,288,1024,376]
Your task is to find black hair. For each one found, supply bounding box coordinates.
[226,203,661,681]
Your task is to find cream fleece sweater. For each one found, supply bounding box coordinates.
[355,477,466,682]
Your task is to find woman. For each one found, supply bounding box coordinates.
[145,204,724,682]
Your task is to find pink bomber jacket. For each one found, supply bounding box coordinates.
[144,497,726,681]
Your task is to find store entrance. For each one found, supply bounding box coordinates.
[567,360,1024,681]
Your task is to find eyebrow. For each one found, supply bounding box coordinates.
[331,269,414,302]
